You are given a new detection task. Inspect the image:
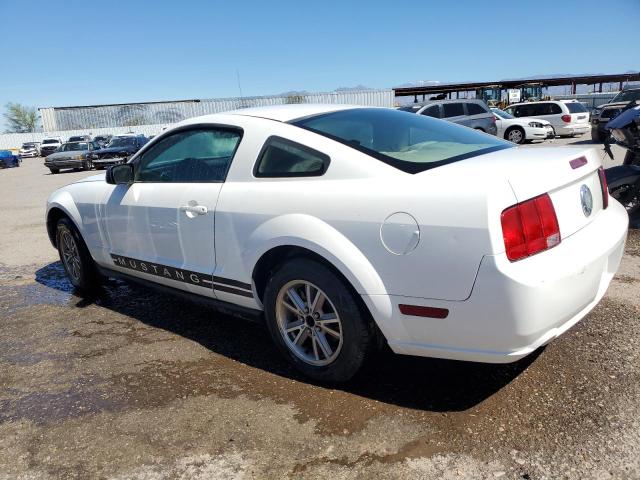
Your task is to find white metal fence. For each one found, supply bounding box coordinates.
[1,89,394,150]
[39,89,395,131]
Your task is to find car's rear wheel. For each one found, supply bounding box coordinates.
[56,217,99,292]
[591,129,602,143]
[263,258,374,382]
[505,126,525,144]
[82,160,93,171]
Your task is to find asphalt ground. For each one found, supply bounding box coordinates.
[1,136,638,479]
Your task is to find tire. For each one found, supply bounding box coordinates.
[56,217,99,293]
[49,168,59,174]
[83,160,93,171]
[591,129,602,143]
[505,126,526,144]
[263,258,375,382]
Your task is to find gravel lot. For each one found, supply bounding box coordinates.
[1,137,638,479]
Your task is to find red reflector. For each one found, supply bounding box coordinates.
[399,304,449,319]
[569,156,587,169]
[598,166,609,209]
[501,193,561,262]
[561,114,571,123]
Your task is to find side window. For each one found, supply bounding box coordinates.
[467,103,487,115]
[550,103,563,114]
[443,103,465,118]
[421,105,441,118]
[255,136,330,178]
[135,128,242,183]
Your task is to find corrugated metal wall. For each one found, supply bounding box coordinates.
[39,89,395,131]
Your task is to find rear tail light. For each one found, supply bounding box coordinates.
[561,114,572,123]
[501,193,561,262]
[598,166,609,209]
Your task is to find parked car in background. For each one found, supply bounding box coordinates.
[45,105,626,382]
[40,137,63,157]
[93,134,113,148]
[591,86,640,142]
[44,141,100,174]
[19,142,41,158]
[90,134,149,169]
[68,135,92,143]
[505,100,590,137]
[0,150,21,168]
[398,99,497,135]
[490,108,554,144]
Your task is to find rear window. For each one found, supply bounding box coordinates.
[565,102,587,113]
[291,108,512,174]
[443,103,464,118]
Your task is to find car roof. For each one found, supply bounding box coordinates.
[186,104,364,124]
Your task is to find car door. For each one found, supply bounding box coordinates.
[103,126,243,298]
[442,102,467,126]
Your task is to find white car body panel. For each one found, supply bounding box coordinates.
[506,101,591,137]
[46,105,628,364]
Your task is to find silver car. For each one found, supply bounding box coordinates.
[44,141,98,174]
[398,99,498,135]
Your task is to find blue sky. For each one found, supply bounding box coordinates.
[1,0,638,128]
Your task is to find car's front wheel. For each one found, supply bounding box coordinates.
[49,168,59,174]
[56,217,99,292]
[505,126,526,144]
[264,258,374,382]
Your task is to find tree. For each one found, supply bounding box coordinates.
[3,103,38,133]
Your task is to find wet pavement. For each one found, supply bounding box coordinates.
[1,154,639,479]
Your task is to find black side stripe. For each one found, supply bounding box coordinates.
[110,253,254,298]
[212,275,252,291]
[213,283,254,298]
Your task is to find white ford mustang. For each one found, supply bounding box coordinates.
[46,104,628,381]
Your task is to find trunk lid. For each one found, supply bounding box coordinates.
[477,146,604,240]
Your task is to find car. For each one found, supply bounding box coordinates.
[398,99,498,135]
[90,134,149,170]
[0,150,21,168]
[504,100,590,137]
[18,142,41,158]
[68,135,92,143]
[93,134,113,148]
[46,104,628,382]
[591,86,640,142]
[39,137,63,157]
[44,141,100,174]
[491,108,554,144]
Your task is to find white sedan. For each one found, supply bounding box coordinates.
[46,104,628,382]
[491,108,555,144]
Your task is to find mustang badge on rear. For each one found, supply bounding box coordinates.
[580,184,593,217]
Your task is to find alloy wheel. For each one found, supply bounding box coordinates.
[60,228,82,283]
[275,280,343,366]
[508,129,524,143]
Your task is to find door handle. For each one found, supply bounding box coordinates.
[180,203,208,216]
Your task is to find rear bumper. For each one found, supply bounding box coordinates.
[368,200,628,363]
[556,124,590,136]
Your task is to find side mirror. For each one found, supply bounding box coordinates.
[106,163,134,185]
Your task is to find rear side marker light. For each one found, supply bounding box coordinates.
[569,156,587,169]
[399,304,449,319]
[501,193,561,262]
[598,167,609,209]
[561,114,572,123]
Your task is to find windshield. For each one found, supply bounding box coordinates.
[107,137,136,148]
[611,90,640,104]
[491,108,514,119]
[42,139,58,145]
[61,142,89,152]
[292,108,512,174]
[22,143,36,148]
